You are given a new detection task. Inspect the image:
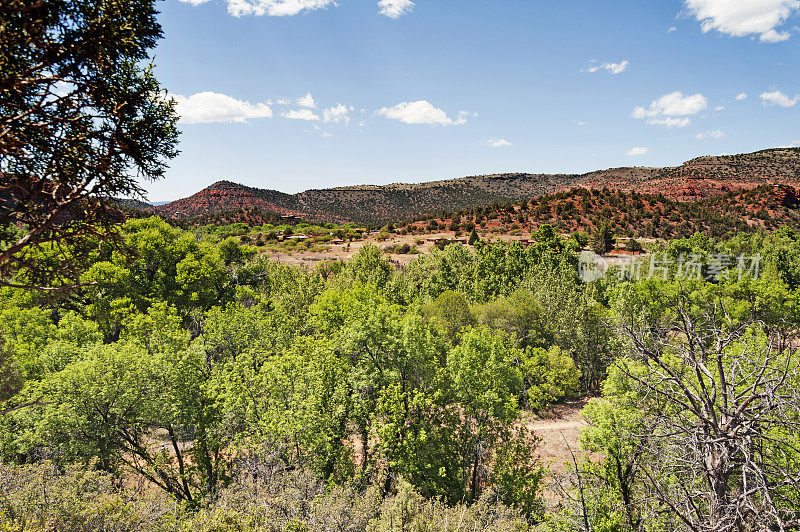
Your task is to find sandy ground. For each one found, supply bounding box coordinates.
[523,399,591,476]
[263,230,657,269]
[263,230,542,267]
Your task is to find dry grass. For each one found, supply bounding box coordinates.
[522,399,591,476]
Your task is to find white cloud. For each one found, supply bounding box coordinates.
[668,26,678,32]
[323,103,351,124]
[584,60,630,74]
[736,92,748,100]
[760,89,799,107]
[173,91,273,124]
[486,138,511,148]
[378,0,414,18]
[376,100,471,126]
[627,146,649,156]
[695,129,726,139]
[574,120,587,126]
[633,92,708,117]
[321,131,333,138]
[714,105,726,110]
[298,92,316,108]
[683,0,800,43]
[179,0,212,5]
[283,108,320,120]
[632,91,708,127]
[648,117,692,127]
[222,0,336,17]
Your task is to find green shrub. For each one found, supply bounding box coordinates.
[520,346,581,413]
[624,239,643,253]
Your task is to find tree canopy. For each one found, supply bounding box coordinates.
[0,0,179,289]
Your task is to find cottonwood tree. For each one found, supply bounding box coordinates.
[35,304,228,505]
[573,285,800,531]
[0,0,179,289]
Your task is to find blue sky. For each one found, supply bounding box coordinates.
[145,0,800,201]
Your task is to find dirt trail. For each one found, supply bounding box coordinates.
[527,419,586,431]
[522,399,591,474]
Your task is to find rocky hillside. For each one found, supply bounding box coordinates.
[405,184,800,240]
[575,148,800,200]
[150,148,800,225]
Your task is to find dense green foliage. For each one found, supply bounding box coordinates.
[0,218,585,520]
[4,217,800,530]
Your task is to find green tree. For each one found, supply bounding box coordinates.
[491,426,546,521]
[534,224,556,242]
[591,222,614,255]
[80,217,254,338]
[519,346,581,412]
[0,0,179,289]
[32,304,229,505]
[473,289,546,348]
[577,363,650,531]
[338,244,392,289]
[468,228,480,246]
[571,231,589,248]
[448,327,522,502]
[0,352,24,415]
[422,290,474,343]
[624,238,643,253]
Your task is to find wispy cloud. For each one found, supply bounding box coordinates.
[627,146,649,156]
[297,92,316,108]
[283,108,321,120]
[486,138,511,148]
[736,92,748,100]
[323,103,352,124]
[695,129,726,139]
[584,59,630,74]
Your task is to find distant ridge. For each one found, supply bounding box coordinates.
[114,198,153,211]
[150,148,800,224]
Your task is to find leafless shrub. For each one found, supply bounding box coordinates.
[553,288,800,532]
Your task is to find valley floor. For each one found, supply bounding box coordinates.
[265,230,552,267]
